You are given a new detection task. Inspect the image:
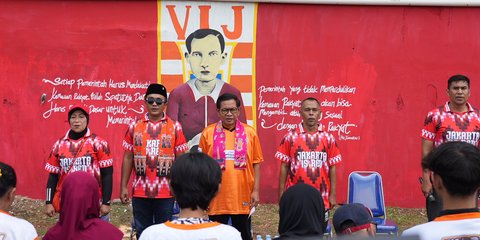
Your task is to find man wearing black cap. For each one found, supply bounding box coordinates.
[44,105,114,219]
[120,83,189,238]
[333,203,376,236]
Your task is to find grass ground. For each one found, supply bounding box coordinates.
[11,196,427,239]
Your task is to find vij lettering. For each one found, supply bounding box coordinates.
[166,5,244,40]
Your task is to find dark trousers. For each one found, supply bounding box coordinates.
[210,214,252,240]
[132,197,174,238]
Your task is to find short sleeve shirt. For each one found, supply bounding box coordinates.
[122,113,188,198]
[275,123,342,209]
[198,123,264,215]
[422,102,480,148]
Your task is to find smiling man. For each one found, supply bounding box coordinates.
[421,74,480,221]
[167,28,246,148]
[199,93,263,240]
[275,97,342,231]
[120,83,188,238]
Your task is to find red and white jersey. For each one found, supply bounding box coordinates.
[422,102,480,148]
[44,129,113,198]
[275,123,342,209]
[0,210,38,240]
[123,114,188,198]
[402,211,480,240]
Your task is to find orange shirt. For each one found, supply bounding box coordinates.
[199,123,263,215]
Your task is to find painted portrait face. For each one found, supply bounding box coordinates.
[145,93,167,119]
[186,34,227,82]
[300,100,321,129]
[69,110,88,133]
[447,80,470,107]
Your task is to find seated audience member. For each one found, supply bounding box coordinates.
[333,203,376,237]
[139,152,241,240]
[402,141,480,239]
[0,161,39,240]
[275,183,325,240]
[44,171,123,240]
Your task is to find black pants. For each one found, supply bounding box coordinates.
[209,214,252,240]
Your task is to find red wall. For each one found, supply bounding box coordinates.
[1,1,479,208]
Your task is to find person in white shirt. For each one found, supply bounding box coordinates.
[0,161,38,240]
[139,152,241,240]
[403,142,480,239]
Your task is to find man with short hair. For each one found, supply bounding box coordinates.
[420,74,480,221]
[167,28,246,148]
[120,83,188,238]
[333,203,376,236]
[403,141,480,239]
[199,93,263,240]
[276,97,342,229]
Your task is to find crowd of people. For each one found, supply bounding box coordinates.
[1,71,479,239]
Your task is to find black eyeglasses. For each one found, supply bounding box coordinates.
[145,97,167,105]
[219,108,239,115]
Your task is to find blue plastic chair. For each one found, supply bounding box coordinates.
[347,171,398,235]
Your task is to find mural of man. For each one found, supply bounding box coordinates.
[167,28,246,148]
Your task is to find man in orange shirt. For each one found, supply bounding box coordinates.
[199,93,263,240]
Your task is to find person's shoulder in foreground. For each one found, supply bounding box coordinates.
[0,161,39,240]
[139,152,241,240]
[139,221,241,240]
[403,141,480,240]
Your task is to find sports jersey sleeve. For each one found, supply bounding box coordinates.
[45,140,61,174]
[326,133,342,166]
[122,121,135,152]
[275,135,292,164]
[421,110,437,141]
[95,138,113,168]
[198,128,212,154]
[251,132,264,164]
[174,121,189,155]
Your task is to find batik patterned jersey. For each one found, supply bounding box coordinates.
[275,123,342,209]
[123,114,188,198]
[422,102,480,147]
[44,128,113,200]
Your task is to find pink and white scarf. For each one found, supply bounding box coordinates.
[213,120,247,170]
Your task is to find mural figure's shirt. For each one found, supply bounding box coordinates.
[167,79,246,144]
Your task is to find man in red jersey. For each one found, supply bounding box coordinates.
[120,83,188,238]
[421,74,480,221]
[276,97,342,231]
